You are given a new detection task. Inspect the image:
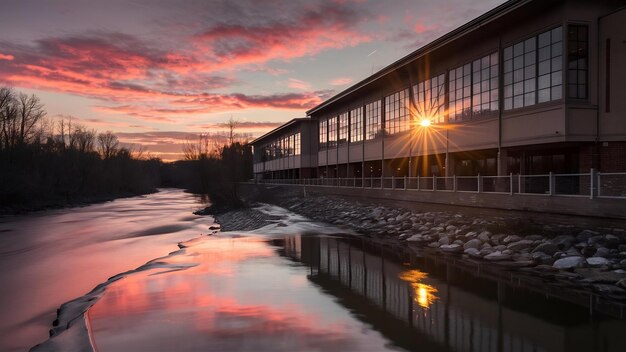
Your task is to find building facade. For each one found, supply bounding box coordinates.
[252,0,626,182]
[251,118,318,180]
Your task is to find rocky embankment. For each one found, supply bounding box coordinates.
[265,194,626,298]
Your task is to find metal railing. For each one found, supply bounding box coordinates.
[257,170,626,199]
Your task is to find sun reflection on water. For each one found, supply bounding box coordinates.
[398,270,438,309]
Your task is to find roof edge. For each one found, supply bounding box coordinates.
[306,0,530,116]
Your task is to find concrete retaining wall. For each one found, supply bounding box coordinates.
[239,183,626,220]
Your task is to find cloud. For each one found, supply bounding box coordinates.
[287,78,311,91]
[0,53,14,60]
[329,77,353,86]
[193,3,372,68]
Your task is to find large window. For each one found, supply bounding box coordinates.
[350,107,363,142]
[384,89,409,134]
[567,24,588,99]
[413,73,445,124]
[294,133,301,155]
[365,100,382,140]
[319,119,327,149]
[449,63,472,121]
[338,112,348,146]
[328,116,337,148]
[472,52,499,116]
[504,26,562,109]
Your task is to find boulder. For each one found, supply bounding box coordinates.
[428,242,440,248]
[577,229,599,242]
[438,236,451,245]
[464,248,482,258]
[507,240,534,252]
[617,279,626,289]
[464,231,478,239]
[593,247,610,258]
[502,235,522,244]
[586,257,610,267]
[553,256,585,269]
[464,239,482,250]
[532,242,559,256]
[440,244,463,253]
[477,231,491,242]
[484,251,512,261]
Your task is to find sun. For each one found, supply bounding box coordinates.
[419,119,431,127]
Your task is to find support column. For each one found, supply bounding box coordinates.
[497,149,509,176]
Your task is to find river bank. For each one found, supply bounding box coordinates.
[211,193,626,305]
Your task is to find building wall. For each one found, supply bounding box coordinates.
[310,0,625,176]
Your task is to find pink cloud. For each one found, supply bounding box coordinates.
[0,53,14,60]
[287,78,312,91]
[194,4,372,68]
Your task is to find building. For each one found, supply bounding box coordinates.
[251,118,318,180]
[252,0,626,183]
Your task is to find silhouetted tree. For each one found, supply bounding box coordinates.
[97,131,119,159]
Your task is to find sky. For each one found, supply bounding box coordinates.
[0,0,506,161]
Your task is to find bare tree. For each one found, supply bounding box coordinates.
[69,124,96,153]
[16,93,46,145]
[97,131,119,159]
[225,116,238,145]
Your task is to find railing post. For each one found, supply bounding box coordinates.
[380,175,383,189]
[590,168,596,199]
[477,173,482,193]
[404,176,407,190]
[453,175,457,192]
[417,175,420,191]
[509,172,513,195]
[391,176,395,190]
[549,172,554,196]
[518,174,522,194]
[433,174,436,191]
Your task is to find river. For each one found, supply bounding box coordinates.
[1,189,625,351]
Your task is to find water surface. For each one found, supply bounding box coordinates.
[0,189,211,351]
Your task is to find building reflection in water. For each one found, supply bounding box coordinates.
[282,234,626,352]
[399,270,439,309]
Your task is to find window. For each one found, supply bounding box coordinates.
[338,112,348,145]
[538,27,563,103]
[328,116,337,148]
[350,107,363,142]
[365,100,382,140]
[449,63,472,121]
[384,89,409,134]
[294,133,301,155]
[413,73,445,124]
[319,119,327,149]
[568,24,588,99]
[504,26,562,109]
[472,52,499,116]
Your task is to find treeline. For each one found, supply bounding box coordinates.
[0,87,161,213]
[161,133,253,211]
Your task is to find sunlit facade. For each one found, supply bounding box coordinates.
[253,0,626,181]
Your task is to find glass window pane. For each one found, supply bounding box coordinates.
[525,37,536,51]
[551,85,562,100]
[539,32,550,47]
[504,47,513,60]
[524,92,535,106]
[551,56,562,71]
[539,74,550,89]
[538,88,550,103]
[504,98,512,110]
[551,71,562,85]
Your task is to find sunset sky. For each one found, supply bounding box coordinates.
[0,0,505,160]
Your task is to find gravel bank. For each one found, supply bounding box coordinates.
[242,193,626,300]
